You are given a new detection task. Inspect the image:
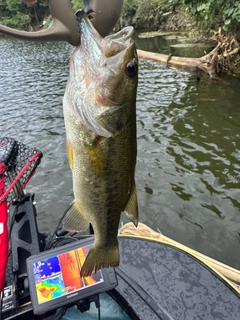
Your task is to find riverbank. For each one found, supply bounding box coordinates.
[0,0,239,44]
[118,6,200,39]
[116,8,211,45]
[116,1,240,43]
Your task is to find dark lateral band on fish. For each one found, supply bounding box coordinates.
[62,10,139,277]
[0,0,123,46]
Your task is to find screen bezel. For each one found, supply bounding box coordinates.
[26,237,117,315]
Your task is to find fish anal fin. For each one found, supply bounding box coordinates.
[124,183,138,227]
[66,141,74,171]
[85,139,105,176]
[63,202,89,232]
[80,245,119,278]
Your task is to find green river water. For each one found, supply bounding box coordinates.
[0,35,240,270]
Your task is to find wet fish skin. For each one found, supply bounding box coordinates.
[62,11,138,277]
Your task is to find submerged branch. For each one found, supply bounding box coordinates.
[137,28,240,77]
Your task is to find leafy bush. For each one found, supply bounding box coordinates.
[0,0,49,30]
[1,0,239,36]
[120,0,180,30]
[71,0,84,11]
[183,0,240,33]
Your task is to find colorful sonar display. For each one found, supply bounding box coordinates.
[27,238,117,315]
[32,244,103,304]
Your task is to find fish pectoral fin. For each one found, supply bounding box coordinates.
[66,140,74,171]
[124,183,138,227]
[85,139,105,176]
[80,245,120,278]
[63,202,89,232]
[97,105,124,138]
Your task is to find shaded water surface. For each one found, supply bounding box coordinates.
[0,38,240,269]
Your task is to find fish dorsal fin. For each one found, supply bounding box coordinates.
[63,202,89,232]
[124,183,138,227]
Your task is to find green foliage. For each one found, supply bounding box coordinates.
[0,0,85,30]
[122,0,137,12]
[0,0,239,36]
[71,0,84,11]
[122,0,179,16]
[120,0,180,30]
[0,0,48,30]
[183,0,240,32]
[1,13,29,29]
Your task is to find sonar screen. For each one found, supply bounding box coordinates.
[26,237,117,315]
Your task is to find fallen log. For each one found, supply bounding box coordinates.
[137,49,199,67]
[137,28,240,77]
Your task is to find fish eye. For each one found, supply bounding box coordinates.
[126,60,138,78]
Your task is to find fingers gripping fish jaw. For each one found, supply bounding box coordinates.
[84,0,124,38]
[0,1,123,45]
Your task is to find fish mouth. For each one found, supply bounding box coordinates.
[76,10,134,57]
[72,10,137,138]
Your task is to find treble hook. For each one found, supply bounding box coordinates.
[0,0,123,46]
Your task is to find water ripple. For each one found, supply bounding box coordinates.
[1,39,240,269]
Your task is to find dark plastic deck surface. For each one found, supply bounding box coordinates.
[113,236,240,320]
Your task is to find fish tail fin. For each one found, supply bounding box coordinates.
[80,245,120,278]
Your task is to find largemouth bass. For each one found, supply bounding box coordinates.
[63,10,138,277]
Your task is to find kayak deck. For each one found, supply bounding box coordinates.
[109,233,240,320]
[60,232,240,320]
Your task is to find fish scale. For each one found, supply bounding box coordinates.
[63,10,138,277]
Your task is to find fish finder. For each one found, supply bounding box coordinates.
[26,237,118,315]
